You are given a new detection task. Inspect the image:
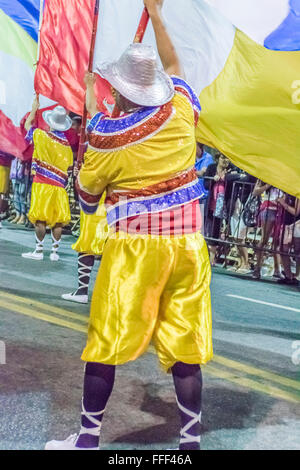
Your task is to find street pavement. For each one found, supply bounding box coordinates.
[0,222,299,450]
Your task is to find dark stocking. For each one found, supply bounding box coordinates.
[75,253,95,296]
[76,362,116,449]
[172,362,203,451]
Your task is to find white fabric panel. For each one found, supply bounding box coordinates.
[0,50,55,126]
[205,0,290,45]
[93,0,235,96]
[0,50,35,125]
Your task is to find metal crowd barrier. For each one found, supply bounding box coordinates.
[201,176,300,265]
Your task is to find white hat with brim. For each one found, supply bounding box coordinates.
[97,43,175,108]
[42,106,72,132]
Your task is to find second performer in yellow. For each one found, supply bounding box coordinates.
[22,99,73,262]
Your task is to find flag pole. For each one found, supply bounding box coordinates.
[77,0,100,169]
[78,5,150,163]
[133,7,150,44]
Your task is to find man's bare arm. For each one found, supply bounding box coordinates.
[84,72,99,117]
[25,95,39,131]
[144,0,184,78]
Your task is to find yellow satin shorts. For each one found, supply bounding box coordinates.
[72,195,109,256]
[82,231,213,372]
[28,182,71,228]
[0,165,10,194]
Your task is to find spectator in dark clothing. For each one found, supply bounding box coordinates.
[252,182,284,279]
[277,195,300,285]
[65,114,82,203]
[226,168,256,273]
[66,114,82,160]
[195,143,214,233]
[204,153,231,265]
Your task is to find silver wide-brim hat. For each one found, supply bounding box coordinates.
[96,43,175,107]
[43,106,72,132]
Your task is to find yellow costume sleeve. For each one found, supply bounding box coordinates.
[76,151,116,215]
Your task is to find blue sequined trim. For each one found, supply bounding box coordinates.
[106,180,205,226]
[171,76,201,113]
[87,113,105,133]
[25,127,36,143]
[25,128,68,144]
[35,166,67,187]
[78,195,99,215]
[89,107,159,135]
[50,130,68,142]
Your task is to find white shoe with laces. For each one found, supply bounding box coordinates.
[22,250,44,261]
[45,401,104,451]
[50,252,60,262]
[61,292,88,304]
[45,434,98,451]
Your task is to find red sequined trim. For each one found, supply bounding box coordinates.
[33,159,67,180]
[175,86,192,102]
[33,175,65,188]
[75,179,101,205]
[89,102,173,151]
[106,168,198,206]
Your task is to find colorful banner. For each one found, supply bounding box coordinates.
[35,0,112,116]
[0,1,53,159]
[93,0,300,198]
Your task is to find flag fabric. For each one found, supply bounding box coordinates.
[35,0,113,116]
[35,0,300,197]
[35,0,94,114]
[196,0,300,198]
[205,0,300,51]
[0,0,54,160]
[93,0,300,198]
[0,110,28,159]
[0,1,38,159]
[0,0,39,127]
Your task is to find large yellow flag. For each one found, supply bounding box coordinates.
[197,29,300,198]
[88,0,300,196]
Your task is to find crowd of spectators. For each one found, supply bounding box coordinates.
[1,135,299,287]
[196,144,300,286]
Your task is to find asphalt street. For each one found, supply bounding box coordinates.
[0,222,299,450]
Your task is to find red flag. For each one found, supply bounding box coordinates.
[0,105,58,162]
[35,0,112,116]
[0,111,27,160]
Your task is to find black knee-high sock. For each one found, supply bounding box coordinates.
[76,363,116,449]
[172,362,203,451]
[75,253,95,296]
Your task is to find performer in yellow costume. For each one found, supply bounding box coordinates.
[62,193,109,304]
[46,0,212,452]
[22,99,73,261]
